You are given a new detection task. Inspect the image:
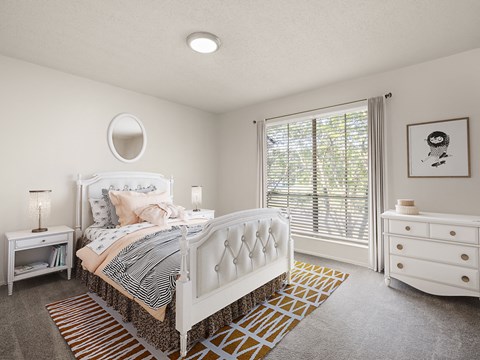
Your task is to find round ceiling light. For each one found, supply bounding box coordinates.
[186,32,221,54]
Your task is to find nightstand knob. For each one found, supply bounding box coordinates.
[41,239,46,243]
[405,226,411,231]
[396,244,403,250]
[450,230,456,236]
[461,254,469,261]
[397,263,404,269]
[462,276,470,283]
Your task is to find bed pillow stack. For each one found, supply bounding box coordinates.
[109,189,172,227]
[395,199,419,215]
[101,186,157,228]
[88,185,156,228]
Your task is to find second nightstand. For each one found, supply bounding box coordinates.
[6,225,74,295]
[185,209,215,221]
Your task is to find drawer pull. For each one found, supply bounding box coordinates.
[397,263,404,269]
[42,239,46,243]
[450,230,456,236]
[461,254,469,261]
[396,244,403,250]
[462,276,470,283]
[405,226,411,231]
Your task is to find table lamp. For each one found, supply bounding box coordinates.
[29,190,51,232]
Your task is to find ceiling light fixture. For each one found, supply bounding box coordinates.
[186,32,221,54]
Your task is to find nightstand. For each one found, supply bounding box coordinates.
[185,209,215,221]
[6,225,74,295]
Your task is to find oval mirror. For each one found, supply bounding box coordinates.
[108,113,147,163]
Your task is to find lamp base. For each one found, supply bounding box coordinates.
[193,209,201,212]
[32,228,48,233]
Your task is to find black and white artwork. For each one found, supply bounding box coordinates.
[407,118,470,177]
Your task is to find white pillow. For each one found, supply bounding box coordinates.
[89,198,109,228]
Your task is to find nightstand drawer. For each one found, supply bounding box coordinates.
[430,224,478,244]
[390,236,478,268]
[15,233,68,249]
[390,255,479,291]
[389,220,428,238]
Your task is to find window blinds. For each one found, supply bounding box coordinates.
[266,109,369,245]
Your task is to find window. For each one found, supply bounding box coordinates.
[266,107,369,245]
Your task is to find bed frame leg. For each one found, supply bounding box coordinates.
[287,269,292,285]
[177,226,192,358]
[180,332,188,358]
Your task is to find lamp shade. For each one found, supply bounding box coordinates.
[191,186,202,211]
[29,190,51,232]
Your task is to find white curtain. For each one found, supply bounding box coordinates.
[256,119,267,208]
[368,96,386,272]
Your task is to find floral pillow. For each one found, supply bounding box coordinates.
[89,198,109,228]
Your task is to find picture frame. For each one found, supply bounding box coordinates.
[407,117,470,178]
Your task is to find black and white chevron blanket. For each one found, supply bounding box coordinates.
[102,225,202,310]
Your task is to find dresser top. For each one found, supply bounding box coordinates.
[382,210,480,227]
[5,225,74,241]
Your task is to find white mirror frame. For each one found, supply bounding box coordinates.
[107,113,147,163]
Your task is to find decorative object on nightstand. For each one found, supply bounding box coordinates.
[29,189,52,232]
[191,185,202,212]
[6,226,74,295]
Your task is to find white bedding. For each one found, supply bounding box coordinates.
[85,222,156,254]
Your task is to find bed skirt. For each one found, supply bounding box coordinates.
[75,236,286,352]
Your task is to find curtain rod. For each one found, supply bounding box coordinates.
[252,92,392,124]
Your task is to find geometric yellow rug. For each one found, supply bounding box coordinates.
[47,261,348,360]
[167,261,349,359]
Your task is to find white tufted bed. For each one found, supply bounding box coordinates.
[75,171,293,357]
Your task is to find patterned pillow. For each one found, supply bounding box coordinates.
[88,198,109,228]
[102,185,157,228]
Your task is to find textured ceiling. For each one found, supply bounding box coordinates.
[1,0,479,113]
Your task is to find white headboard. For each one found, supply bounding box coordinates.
[75,171,173,237]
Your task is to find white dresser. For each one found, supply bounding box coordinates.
[382,210,480,297]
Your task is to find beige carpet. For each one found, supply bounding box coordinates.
[47,261,348,359]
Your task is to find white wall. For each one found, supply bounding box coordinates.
[0,55,218,284]
[217,49,480,265]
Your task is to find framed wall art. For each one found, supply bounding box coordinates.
[407,117,470,178]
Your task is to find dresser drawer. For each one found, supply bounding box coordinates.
[390,237,478,268]
[389,220,428,238]
[390,255,479,291]
[15,233,68,249]
[430,224,478,244]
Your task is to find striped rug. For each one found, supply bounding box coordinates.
[46,293,158,359]
[47,261,348,360]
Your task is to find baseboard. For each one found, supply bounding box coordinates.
[293,235,370,268]
[295,248,369,268]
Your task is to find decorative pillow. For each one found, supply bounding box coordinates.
[135,202,185,226]
[101,185,156,228]
[161,202,186,220]
[135,204,169,226]
[109,189,172,226]
[88,198,109,228]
